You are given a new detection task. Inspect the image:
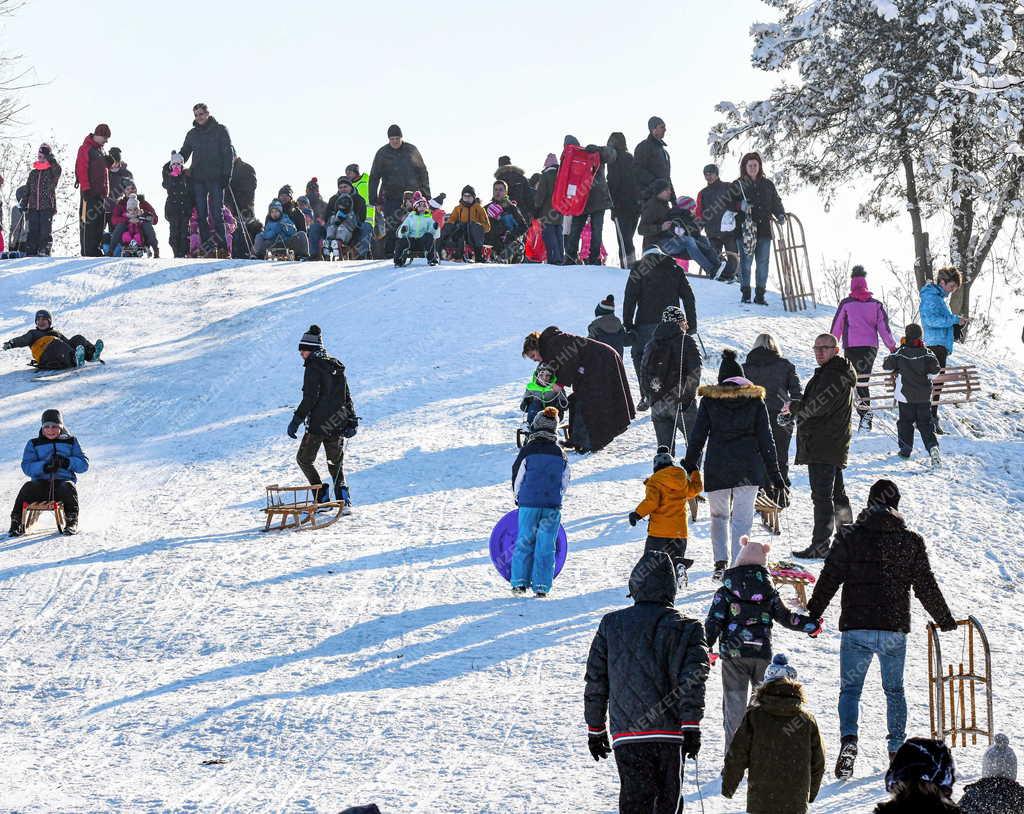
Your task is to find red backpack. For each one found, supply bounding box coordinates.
[552,145,601,217]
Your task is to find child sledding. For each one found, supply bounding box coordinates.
[2,309,104,371]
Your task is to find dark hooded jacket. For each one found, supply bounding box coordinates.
[5,326,78,369]
[640,322,701,409]
[806,506,955,633]
[883,341,940,403]
[959,776,1024,814]
[180,116,234,184]
[736,174,785,239]
[537,326,635,453]
[494,164,535,221]
[623,253,696,330]
[744,346,802,415]
[368,141,430,205]
[722,680,825,814]
[25,157,62,212]
[706,564,818,660]
[634,133,672,196]
[605,132,640,216]
[105,163,134,214]
[324,189,368,228]
[584,550,709,747]
[162,163,194,219]
[637,194,672,250]
[791,354,857,467]
[587,313,630,358]
[229,158,258,218]
[292,350,355,437]
[682,382,781,492]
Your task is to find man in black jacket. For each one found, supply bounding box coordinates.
[585,549,709,812]
[606,132,640,268]
[623,251,697,411]
[641,306,702,454]
[228,153,257,258]
[368,124,430,253]
[783,334,856,558]
[179,103,234,255]
[494,156,534,222]
[287,325,357,511]
[695,164,739,281]
[806,479,956,777]
[633,116,672,199]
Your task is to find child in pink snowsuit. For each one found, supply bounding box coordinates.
[189,206,236,256]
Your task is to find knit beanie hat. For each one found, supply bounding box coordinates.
[498,155,511,167]
[544,152,558,169]
[851,264,867,278]
[345,163,359,175]
[428,194,446,210]
[676,195,696,211]
[564,134,580,147]
[905,323,923,342]
[703,163,719,175]
[337,177,354,191]
[983,734,1017,780]
[868,478,900,510]
[41,408,63,427]
[35,309,52,323]
[108,147,122,162]
[298,324,324,352]
[734,535,770,567]
[306,177,319,192]
[461,184,476,198]
[886,738,956,794]
[718,349,744,383]
[762,653,797,684]
[648,115,665,132]
[595,294,615,317]
[94,124,111,138]
[662,305,685,324]
[170,151,184,166]
[531,405,559,433]
[268,199,284,214]
[387,124,402,138]
[653,445,675,471]
[278,184,293,198]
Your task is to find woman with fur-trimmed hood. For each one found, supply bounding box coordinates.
[682,349,786,579]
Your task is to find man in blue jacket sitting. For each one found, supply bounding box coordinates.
[9,409,89,537]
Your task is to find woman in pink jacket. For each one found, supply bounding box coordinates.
[829,265,897,431]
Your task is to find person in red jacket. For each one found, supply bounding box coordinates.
[75,124,110,256]
[108,180,159,256]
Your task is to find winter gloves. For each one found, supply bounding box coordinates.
[43,455,69,474]
[939,618,959,632]
[771,472,791,507]
[681,729,701,758]
[1,341,11,350]
[287,417,302,439]
[588,731,611,761]
[341,417,359,439]
[628,511,641,527]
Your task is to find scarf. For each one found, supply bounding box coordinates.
[32,160,51,171]
[528,429,558,445]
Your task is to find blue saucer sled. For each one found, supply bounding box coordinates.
[488,510,568,582]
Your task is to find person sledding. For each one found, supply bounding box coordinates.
[584,549,709,812]
[286,325,357,513]
[2,309,104,370]
[9,409,89,537]
[394,192,440,266]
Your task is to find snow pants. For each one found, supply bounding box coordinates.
[644,536,688,574]
[394,234,437,264]
[845,346,877,417]
[441,222,485,260]
[11,479,79,523]
[651,399,697,456]
[252,232,308,259]
[897,401,938,456]
[566,210,604,265]
[707,485,758,565]
[26,209,54,255]
[296,432,345,490]
[511,507,560,594]
[721,655,769,751]
[80,193,105,257]
[167,211,191,258]
[614,741,681,814]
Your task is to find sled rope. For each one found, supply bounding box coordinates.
[670,336,686,454]
[675,749,705,813]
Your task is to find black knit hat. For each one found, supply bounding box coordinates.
[41,408,63,427]
[905,323,923,342]
[595,294,615,317]
[298,324,324,352]
[851,264,867,278]
[345,163,359,175]
[337,177,354,191]
[653,444,675,471]
[885,738,956,795]
[108,147,122,162]
[387,124,402,138]
[461,184,476,197]
[648,178,672,198]
[868,478,900,510]
[498,155,511,167]
[718,348,744,382]
[278,184,293,198]
[35,309,52,323]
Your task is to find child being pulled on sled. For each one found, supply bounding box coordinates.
[628,445,702,586]
[519,364,567,427]
[1,309,103,370]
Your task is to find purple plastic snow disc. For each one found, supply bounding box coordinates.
[488,509,568,582]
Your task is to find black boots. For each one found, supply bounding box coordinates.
[8,519,24,537]
[793,540,831,559]
[835,736,858,779]
[753,287,767,305]
[740,287,752,303]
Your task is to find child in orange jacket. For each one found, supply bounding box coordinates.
[628,445,703,585]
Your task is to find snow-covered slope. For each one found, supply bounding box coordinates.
[0,257,1022,813]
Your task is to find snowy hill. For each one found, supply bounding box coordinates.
[1,256,1022,813]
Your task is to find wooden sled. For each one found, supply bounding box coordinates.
[262,484,344,531]
[856,365,981,412]
[755,491,782,535]
[266,247,296,262]
[771,213,817,313]
[22,500,66,534]
[928,616,994,747]
[769,562,816,609]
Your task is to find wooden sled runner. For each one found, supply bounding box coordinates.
[928,616,994,747]
[755,491,782,535]
[770,561,816,609]
[22,500,66,534]
[856,365,981,412]
[262,485,344,531]
[771,213,817,313]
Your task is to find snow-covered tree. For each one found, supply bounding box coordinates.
[711,0,1024,315]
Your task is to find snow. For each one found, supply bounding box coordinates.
[871,0,900,21]
[1,257,1022,812]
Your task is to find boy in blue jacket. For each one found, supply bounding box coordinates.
[511,406,570,597]
[9,409,89,536]
[252,199,302,259]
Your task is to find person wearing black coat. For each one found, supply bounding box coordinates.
[606,132,640,267]
[744,334,802,490]
[683,349,784,576]
[623,249,697,410]
[633,116,673,198]
[368,125,430,253]
[179,103,234,253]
[162,153,193,259]
[587,295,630,358]
[640,306,701,455]
[735,152,786,304]
[584,549,709,812]
[562,135,613,266]
[695,164,738,258]
[286,325,357,510]
[494,158,535,222]
[786,334,856,558]
[227,154,257,258]
[806,480,956,770]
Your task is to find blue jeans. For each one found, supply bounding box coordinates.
[739,235,772,291]
[307,222,324,258]
[511,507,561,593]
[193,180,227,250]
[839,629,908,753]
[658,234,720,274]
[542,222,564,264]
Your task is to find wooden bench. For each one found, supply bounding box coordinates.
[262,484,345,531]
[856,365,980,412]
[22,500,66,534]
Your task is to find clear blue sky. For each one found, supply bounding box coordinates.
[4,0,907,283]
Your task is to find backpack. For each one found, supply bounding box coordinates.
[643,338,676,395]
